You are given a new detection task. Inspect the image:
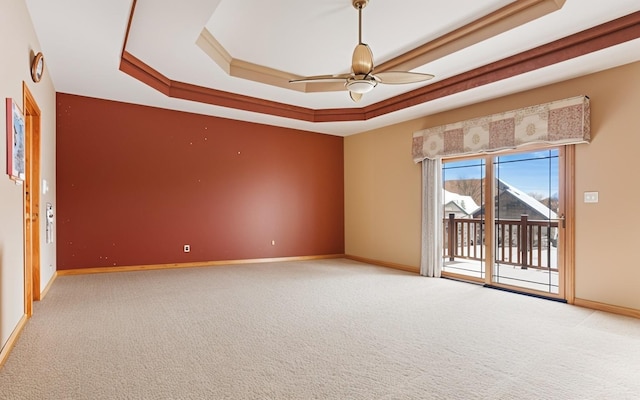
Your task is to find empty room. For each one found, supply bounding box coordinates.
[1,0,640,398]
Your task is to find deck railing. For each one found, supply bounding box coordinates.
[444,214,558,271]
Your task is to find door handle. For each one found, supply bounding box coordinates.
[556,214,565,228]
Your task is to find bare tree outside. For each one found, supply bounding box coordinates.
[444,178,483,206]
[528,192,559,213]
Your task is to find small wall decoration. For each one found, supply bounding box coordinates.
[31,52,45,83]
[6,98,26,181]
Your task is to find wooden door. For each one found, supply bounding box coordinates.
[23,83,42,315]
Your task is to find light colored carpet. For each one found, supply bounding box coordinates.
[1,258,639,399]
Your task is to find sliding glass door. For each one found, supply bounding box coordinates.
[442,147,570,299]
[492,149,561,294]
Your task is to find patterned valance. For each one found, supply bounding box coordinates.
[412,95,590,162]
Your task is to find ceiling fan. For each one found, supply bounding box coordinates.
[289,0,434,102]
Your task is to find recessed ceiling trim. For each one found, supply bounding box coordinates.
[168,80,318,121]
[196,0,566,93]
[229,59,306,92]
[195,30,232,75]
[365,10,640,120]
[377,0,566,72]
[120,51,319,122]
[120,51,171,95]
[196,28,346,93]
[196,31,307,92]
[120,7,640,124]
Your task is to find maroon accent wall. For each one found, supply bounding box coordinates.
[56,94,344,269]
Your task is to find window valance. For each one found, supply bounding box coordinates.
[412,95,590,162]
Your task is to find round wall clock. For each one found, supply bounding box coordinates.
[31,52,45,83]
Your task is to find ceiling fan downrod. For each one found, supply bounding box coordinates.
[352,0,368,44]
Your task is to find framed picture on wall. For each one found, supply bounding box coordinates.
[6,98,25,181]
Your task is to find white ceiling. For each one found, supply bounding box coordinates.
[25,0,640,136]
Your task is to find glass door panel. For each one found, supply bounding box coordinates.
[492,150,560,294]
[442,159,486,280]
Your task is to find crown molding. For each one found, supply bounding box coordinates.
[196,0,566,93]
[120,5,640,123]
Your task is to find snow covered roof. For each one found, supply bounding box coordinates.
[443,190,480,215]
[497,179,558,220]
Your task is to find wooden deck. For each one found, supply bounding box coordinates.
[443,250,559,294]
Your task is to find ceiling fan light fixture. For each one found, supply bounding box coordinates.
[288,0,434,100]
[346,79,377,94]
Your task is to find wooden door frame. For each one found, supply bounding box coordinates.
[485,146,572,300]
[23,82,42,316]
[441,146,575,301]
[562,145,576,304]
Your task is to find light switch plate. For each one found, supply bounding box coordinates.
[584,191,599,203]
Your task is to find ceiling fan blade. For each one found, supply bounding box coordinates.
[352,43,373,75]
[289,73,352,84]
[373,71,435,84]
[349,91,363,103]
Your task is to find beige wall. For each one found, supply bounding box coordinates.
[344,119,423,269]
[345,61,640,311]
[0,0,57,349]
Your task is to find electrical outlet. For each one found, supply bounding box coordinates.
[183,244,190,253]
